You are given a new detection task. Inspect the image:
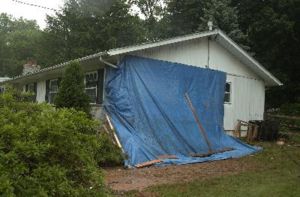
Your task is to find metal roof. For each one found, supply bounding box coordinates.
[2,29,282,86]
[0,77,10,82]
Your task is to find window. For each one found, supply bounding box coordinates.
[25,83,37,101]
[49,79,59,103]
[26,83,35,93]
[224,82,231,103]
[85,71,98,104]
[0,86,4,94]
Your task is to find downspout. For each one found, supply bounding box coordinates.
[207,36,210,68]
[99,55,118,69]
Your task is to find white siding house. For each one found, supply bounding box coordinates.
[0,29,282,132]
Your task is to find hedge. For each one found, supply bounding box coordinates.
[0,89,110,196]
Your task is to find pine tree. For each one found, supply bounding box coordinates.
[54,61,90,114]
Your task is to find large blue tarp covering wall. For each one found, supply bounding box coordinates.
[104,55,260,167]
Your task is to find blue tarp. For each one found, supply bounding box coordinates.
[104,55,260,167]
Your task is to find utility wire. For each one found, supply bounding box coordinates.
[11,0,59,12]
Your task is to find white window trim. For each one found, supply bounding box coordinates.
[85,71,98,105]
[224,82,232,104]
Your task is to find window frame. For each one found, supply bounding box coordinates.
[224,82,232,104]
[85,71,98,105]
[48,79,59,104]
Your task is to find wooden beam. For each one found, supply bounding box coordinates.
[135,159,162,168]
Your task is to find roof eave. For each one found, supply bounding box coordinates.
[1,51,106,85]
[3,29,282,87]
[107,30,219,56]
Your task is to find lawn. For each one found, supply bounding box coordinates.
[128,132,300,197]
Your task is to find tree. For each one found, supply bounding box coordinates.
[54,61,90,114]
[198,0,246,43]
[97,0,147,48]
[0,13,43,77]
[130,0,165,40]
[232,0,300,107]
[43,0,147,67]
[165,0,245,43]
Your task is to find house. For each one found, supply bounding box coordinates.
[0,29,282,133]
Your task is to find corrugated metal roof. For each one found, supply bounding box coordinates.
[2,29,282,86]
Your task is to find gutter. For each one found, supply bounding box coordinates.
[99,55,118,69]
[0,52,109,85]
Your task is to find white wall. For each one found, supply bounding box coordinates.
[224,75,265,130]
[36,80,46,103]
[132,37,265,130]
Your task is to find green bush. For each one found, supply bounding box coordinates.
[54,61,90,115]
[0,90,106,196]
[96,132,124,167]
[279,103,300,116]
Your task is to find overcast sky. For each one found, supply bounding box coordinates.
[0,0,65,29]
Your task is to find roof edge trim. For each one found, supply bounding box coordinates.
[216,30,283,86]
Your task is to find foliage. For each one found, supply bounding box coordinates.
[130,0,165,40]
[96,132,124,167]
[54,61,91,114]
[232,0,300,107]
[276,103,300,132]
[0,13,43,77]
[164,0,245,43]
[2,85,35,102]
[279,103,300,116]
[43,0,147,66]
[198,0,246,44]
[0,90,106,196]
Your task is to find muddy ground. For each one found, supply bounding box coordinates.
[104,157,257,193]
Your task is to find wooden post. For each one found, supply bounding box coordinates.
[184,93,213,153]
[105,114,123,150]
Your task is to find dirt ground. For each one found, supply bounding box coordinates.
[104,157,257,193]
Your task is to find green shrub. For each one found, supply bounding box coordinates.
[2,85,35,102]
[279,103,300,116]
[54,61,90,115]
[96,132,124,167]
[0,90,106,196]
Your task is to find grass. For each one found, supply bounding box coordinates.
[128,132,300,197]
